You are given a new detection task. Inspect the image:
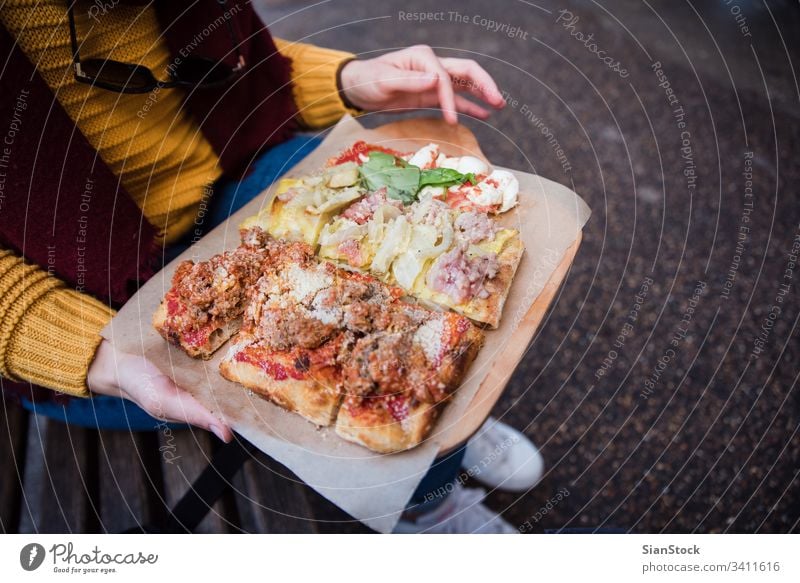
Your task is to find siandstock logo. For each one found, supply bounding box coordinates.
[19,543,46,571]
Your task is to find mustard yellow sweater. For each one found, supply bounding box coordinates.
[0,1,358,397]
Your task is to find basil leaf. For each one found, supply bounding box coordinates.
[358,151,478,204]
[359,152,420,204]
[419,168,476,189]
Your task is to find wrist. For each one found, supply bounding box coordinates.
[86,339,119,396]
[337,58,366,112]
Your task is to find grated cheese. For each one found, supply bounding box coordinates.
[286,264,333,302]
[310,306,341,325]
[413,318,445,363]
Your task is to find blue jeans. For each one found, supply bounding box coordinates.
[20,133,465,505]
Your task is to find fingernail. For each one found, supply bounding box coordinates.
[209,424,227,442]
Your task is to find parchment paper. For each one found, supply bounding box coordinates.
[102,116,591,533]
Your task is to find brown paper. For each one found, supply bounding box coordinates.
[102,115,591,533]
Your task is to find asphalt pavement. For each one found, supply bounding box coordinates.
[260,0,800,533]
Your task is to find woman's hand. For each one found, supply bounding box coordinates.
[339,45,506,124]
[87,339,233,442]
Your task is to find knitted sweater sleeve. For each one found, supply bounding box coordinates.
[274,38,362,129]
[0,39,361,399]
[0,249,115,397]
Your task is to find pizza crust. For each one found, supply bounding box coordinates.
[335,398,440,454]
[219,341,342,427]
[463,235,525,328]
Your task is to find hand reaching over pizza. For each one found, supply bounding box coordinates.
[154,140,526,453]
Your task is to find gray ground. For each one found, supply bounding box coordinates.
[258,0,800,533]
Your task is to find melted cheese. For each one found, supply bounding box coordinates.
[453,170,519,212]
[407,143,443,168]
[473,228,517,255]
[439,155,489,175]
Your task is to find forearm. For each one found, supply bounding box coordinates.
[273,37,361,129]
[0,249,115,397]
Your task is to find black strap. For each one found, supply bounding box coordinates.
[122,436,253,533]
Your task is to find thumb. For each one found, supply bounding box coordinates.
[375,68,439,94]
[121,356,233,442]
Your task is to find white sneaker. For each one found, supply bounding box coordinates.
[394,483,517,533]
[461,417,544,492]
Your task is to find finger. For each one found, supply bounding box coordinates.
[121,356,233,442]
[404,45,458,124]
[375,68,439,95]
[441,57,505,108]
[148,375,234,443]
[454,94,491,119]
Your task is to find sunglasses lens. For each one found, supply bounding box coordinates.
[173,57,234,87]
[80,59,158,92]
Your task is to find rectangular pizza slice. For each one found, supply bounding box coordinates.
[413,222,525,329]
[153,230,274,358]
[219,241,403,427]
[334,309,484,453]
[219,332,347,427]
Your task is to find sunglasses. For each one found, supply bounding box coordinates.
[66,0,246,94]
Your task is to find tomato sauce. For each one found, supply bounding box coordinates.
[329,140,407,166]
[183,326,211,348]
[234,349,307,381]
[385,395,410,421]
[445,188,495,214]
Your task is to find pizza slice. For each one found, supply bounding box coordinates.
[317,189,404,270]
[413,217,524,329]
[219,247,346,426]
[240,163,365,247]
[219,243,403,427]
[361,197,524,329]
[219,332,348,427]
[335,308,484,453]
[153,237,272,358]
